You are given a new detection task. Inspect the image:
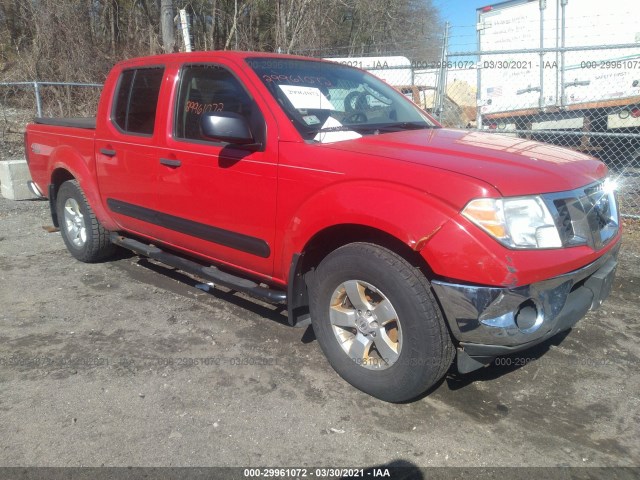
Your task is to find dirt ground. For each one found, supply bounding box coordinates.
[0,195,638,469]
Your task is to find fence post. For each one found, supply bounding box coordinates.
[476,10,483,129]
[435,22,449,122]
[560,0,568,107]
[33,82,42,117]
[538,0,546,109]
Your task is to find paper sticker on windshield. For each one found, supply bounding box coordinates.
[278,85,335,110]
[302,115,321,125]
[314,117,361,144]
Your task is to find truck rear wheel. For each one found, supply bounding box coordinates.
[308,243,454,402]
[56,180,116,262]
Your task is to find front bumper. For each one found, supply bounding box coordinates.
[431,243,620,373]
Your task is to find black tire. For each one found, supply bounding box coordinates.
[308,243,454,402]
[56,180,116,262]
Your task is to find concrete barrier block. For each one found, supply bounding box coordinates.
[0,159,36,200]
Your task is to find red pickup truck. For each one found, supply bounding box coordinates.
[24,52,620,402]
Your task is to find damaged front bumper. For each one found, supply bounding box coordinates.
[431,243,620,373]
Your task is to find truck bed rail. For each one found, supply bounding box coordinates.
[33,117,96,129]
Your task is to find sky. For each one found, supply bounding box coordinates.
[433,0,497,52]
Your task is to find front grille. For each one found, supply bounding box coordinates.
[544,180,619,250]
[553,199,574,243]
[584,183,612,231]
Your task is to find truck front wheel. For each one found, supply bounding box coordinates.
[308,243,454,402]
[56,180,116,262]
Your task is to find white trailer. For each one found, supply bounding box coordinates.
[476,0,640,164]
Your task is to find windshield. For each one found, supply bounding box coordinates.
[246,58,438,143]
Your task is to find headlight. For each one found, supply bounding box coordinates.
[602,177,619,196]
[462,196,562,249]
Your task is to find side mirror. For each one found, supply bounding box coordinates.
[200,112,254,144]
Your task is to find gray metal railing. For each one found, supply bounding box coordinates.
[0,81,102,117]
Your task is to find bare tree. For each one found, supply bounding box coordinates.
[160,0,175,53]
[0,0,443,83]
[273,0,311,54]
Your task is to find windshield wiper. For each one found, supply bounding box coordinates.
[374,122,436,132]
[314,125,357,133]
[311,122,436,136]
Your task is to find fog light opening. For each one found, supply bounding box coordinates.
[515,299,543,333]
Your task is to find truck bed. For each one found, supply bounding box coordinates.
[33,117,96,130]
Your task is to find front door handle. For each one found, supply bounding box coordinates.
[100,148,116,157]
[160,158,182,168]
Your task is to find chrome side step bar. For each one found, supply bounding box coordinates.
[110,233,287,304]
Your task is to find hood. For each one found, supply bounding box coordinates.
[325,128,607,196]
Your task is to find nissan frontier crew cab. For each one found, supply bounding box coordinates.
[24,52,620,402]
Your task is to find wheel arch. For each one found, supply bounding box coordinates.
[286,223,438,327]
[301,223,436,275]
[47,147,118,230]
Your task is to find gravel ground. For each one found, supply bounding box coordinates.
[0,195,639,469]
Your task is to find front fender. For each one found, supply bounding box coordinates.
[277,180,459,279]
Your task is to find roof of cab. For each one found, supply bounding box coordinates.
[114,50,332,69]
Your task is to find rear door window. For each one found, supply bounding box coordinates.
[112,67,164,135]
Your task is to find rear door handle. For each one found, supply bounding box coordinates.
[160,158,182,168]
[100,148,116,157]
